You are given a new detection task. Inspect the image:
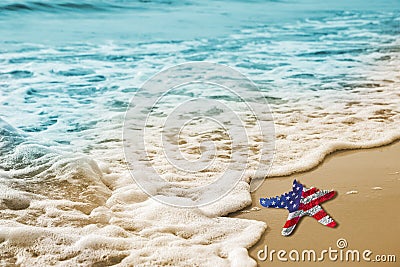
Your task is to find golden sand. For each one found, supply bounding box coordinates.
[232,141,400,266]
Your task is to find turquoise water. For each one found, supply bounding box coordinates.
[0,0,398,43]
[1,0,399,158]
[0,1,399,265]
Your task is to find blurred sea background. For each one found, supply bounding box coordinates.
[0,0,399,265]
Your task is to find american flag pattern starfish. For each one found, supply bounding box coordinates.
[260,180,337,236]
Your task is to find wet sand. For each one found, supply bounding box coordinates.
[232,141,400,266]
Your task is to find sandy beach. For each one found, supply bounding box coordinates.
[232,141,400,266]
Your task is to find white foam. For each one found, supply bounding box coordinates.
[0,197,266,266]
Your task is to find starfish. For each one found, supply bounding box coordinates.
[260,180,337,236]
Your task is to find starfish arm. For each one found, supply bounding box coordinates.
[318,214,337,228]
[260,197,276,207]
[305,204,337,228]
[314,208,337,228]
[282,225,297,236]
[281,210,304,236]
[303,189,334,203]
[301,189,336,211]
[260,192,291,209]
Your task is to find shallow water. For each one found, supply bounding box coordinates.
[0,0,399,265]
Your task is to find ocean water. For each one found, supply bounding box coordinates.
[0,0,399,266]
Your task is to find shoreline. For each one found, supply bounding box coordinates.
[232,141,400,266]
[265,133,400,178]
